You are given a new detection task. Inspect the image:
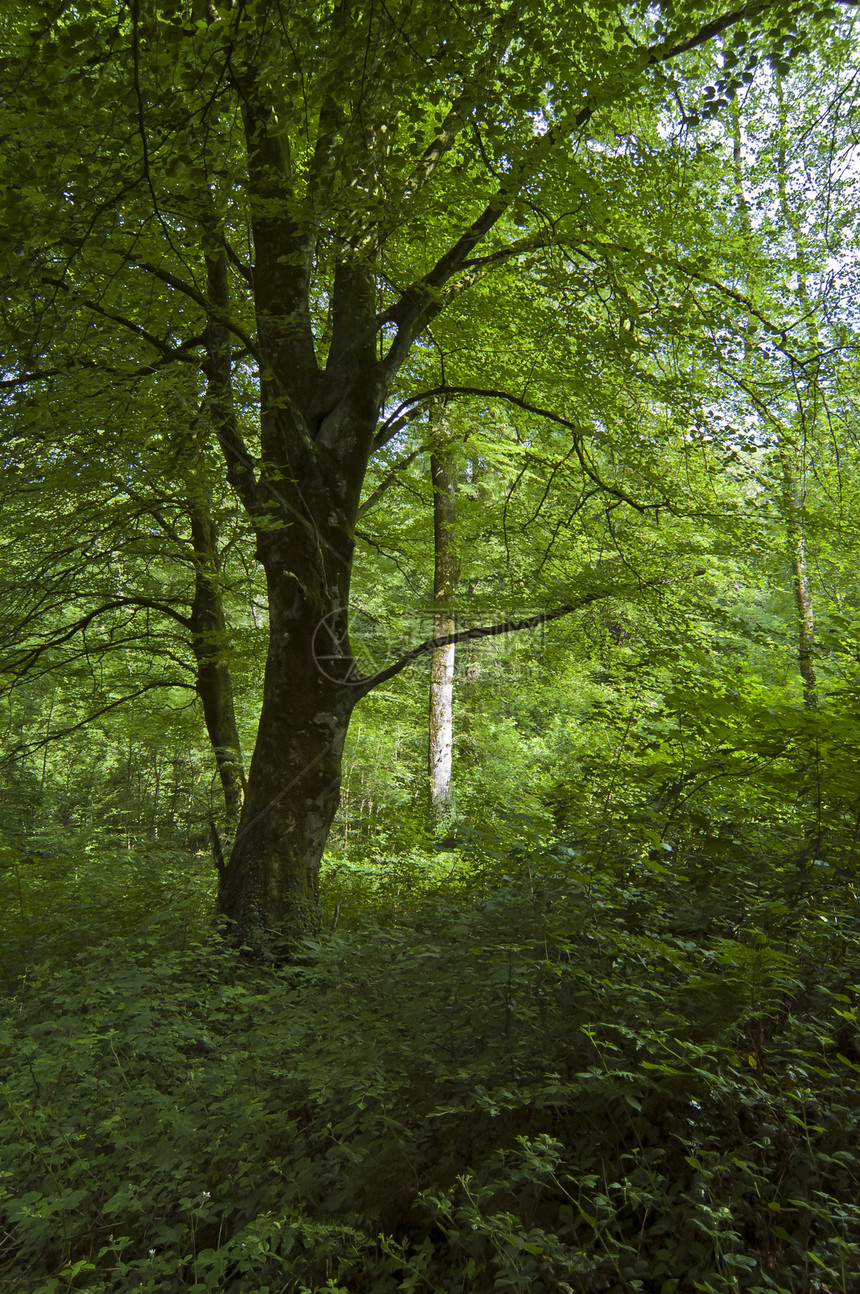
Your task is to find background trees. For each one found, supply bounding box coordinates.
[5,4,860,1289]
[1,0,859,940]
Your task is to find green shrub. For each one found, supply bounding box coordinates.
[2,835,859,1292]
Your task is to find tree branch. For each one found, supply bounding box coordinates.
[355,570,702,696]
[4,597,193,676]
[0,682,186,769]
[41,275,196,362]
[118,251,259,358]
[378,383,666,513]
[371,394,435,451]
[399,0,528,205]
[380,0,803,373]
[357,444,424,516]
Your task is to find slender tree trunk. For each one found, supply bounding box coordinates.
[185,216,248,824]
[187,495,246,823]
[731,98,818,710]
[428,426,460,822]
[780,450,818,709]
[774,81,819,711]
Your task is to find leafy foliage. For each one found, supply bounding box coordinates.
[2,825,859,1293]
[3,4,860,1292]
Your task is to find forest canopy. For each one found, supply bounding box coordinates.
[3,0,860,941]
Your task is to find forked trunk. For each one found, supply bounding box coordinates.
[213,81,386,947]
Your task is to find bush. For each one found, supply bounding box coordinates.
[1,834,859,1292]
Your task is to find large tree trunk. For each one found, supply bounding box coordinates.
[209,52,386,947]
[428,426,460,822]
[217,563,358,943]
[212,398,374,943]
[214,401,372,945]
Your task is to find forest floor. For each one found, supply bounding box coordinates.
[2,833,859,1292]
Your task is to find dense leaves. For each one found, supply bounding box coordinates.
[3,2,860,1290]
[2,832,859,1292]
[4,0,860,936]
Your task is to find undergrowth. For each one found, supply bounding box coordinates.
[1,832,859,1292]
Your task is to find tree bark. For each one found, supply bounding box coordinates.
[214,420,372,944]
[428,425,460,822]
[780,450,818,709]
[187,494,246,824]
[216,562,358,945]
[774,81,819,711]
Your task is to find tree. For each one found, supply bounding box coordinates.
[0,366,250,838]
[428,411,460,823]
[727,91,822,710]
[2,0,856,948]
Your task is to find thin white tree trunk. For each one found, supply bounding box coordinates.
[428,425,459,821]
